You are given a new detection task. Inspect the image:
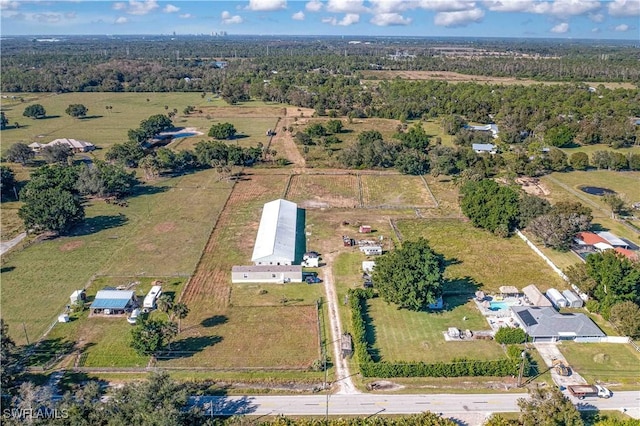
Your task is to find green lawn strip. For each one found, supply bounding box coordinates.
[1,169,231,345]
[231,282,324,307]
[560,144,640,157]
[396,219,565,294]
[557,342,640,389]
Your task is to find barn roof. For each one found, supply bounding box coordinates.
[511,306,605,338]
[90,290,134,310]
[251,199,298,263]
[596,231,628,248]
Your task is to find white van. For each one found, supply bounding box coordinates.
[127,308,141,325]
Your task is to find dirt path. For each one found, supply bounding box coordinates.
[271,117,306,170]
[322,251,359,395]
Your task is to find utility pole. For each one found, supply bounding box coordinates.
[517,350,526,387]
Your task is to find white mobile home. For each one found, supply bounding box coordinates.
[546,288,568,309]
[143,285,162,309]
[231,265,303,283]
[360,246,382,256]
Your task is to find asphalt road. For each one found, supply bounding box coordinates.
[191,391,640,417]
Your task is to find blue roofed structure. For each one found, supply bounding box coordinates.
[90,290,137,315]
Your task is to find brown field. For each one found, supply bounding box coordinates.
[361,174,436,208]
[192,105,287,118]
[286,173,360,208]
[360,71,638,89]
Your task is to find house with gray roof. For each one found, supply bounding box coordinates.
[231,265,302,283]
[510,306,605,342]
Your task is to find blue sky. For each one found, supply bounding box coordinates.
[1,1,639,39]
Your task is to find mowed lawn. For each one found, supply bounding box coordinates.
[397,219,565,293]
[558,342,640,388]
[0,169,232,345]
[368,298,505,363]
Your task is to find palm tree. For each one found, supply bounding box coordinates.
[156,294,173,318]
[162,321,178,351]
[172,303,190,332]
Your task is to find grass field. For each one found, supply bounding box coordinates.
[172,117,279,151]
[361,174,436,208]
[561,144,640,158]
[0,93,285,159]
[1,168,232,345]
[367,296,505,363]
[397,219,565,294]
[558,342,640,389]
[286,173,360,208]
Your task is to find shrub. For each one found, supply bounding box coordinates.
[494,327,527,344]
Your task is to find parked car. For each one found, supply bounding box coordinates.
[127,308,141,325]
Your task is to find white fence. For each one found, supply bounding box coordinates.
[516,230,569,281]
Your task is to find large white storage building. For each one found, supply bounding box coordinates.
[251,199,298,266]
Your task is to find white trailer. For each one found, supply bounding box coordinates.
[546,288,568,308]
[562,290,583,308]
[143,285,162,309]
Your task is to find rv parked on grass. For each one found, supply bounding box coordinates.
[143,285,162,309]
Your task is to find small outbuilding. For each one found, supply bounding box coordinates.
[231,265,303,283]
[90,290,137,315]
[546,288,568,308]
[360,246,382,256]
[362,261,376,273]
[341,333,353,358]
[499,286,519,296]
[562,290,584,308]
[522,284,553,307]
[70,290,86,305]
[302,251,320,267]
[359,225,372,233]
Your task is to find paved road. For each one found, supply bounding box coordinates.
[0,232,26,255]
[191,391,640,418]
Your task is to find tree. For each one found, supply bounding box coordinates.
[208,122,237,140]
[592,150,611,169]
[441,114,465,135]
[157,293,174,317]
[41,143,73,164]
[602,193,625,218]
[518,387,582,426]
[460,179,520,236]
[395,123,430,150]
[5,142,34,165]
[306,123,326,137]
[325,119,343,134]
[372,238,445,311]
[0,166,16,199]
[629,154,640,171]
[586,251,640,317]
[105,140,145,167]
[545,124,575,148]
[75,162,137,198]
[172,302,190,332]
[609,301,640,337]
[564,263,597,296]
[1,319,24,393]
[517,194,551,228]
[527,211,590,251]
[569,152,589,170]
[18,187,84,234]
[547,148,568,172]
[65,104,88,118]
[129,319,177,356]
[22,104,46,119]
[395,150,430,175]
[0,111,8,129]
[295,132,314,145]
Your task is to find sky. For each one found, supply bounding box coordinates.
[1,0,639,39]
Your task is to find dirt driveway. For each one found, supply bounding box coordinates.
[534,343,587,388]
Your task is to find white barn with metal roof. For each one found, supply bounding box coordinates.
[251,199,298,266]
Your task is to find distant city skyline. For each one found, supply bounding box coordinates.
[1,0,639,40]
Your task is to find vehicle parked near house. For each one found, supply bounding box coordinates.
[568,384,612,399]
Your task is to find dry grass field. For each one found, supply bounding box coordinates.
[286,173,360,208]
[361,174,436,208]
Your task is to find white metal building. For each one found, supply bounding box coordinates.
[546,288,568,308]
[562,290,584,308]
[231,265,303,283]
[251,199,298,266]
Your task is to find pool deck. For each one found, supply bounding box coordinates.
[474,296,529,331]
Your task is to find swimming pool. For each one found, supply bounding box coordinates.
[489,301,510,311]
[171,132,197,139]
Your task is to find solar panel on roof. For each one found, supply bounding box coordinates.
[518,310,538,327]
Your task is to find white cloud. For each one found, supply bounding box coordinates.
[370,12,412,25]
[115,16,129,24]
[369,0,418,13]
[485,0,601,17]
[0,0,20,10]
[306,0,323,12]
[34,13,62,23]
[434,7,484,26]
[614,23,630,31]
[112,0,158,16]
[292,10,305,20]
[246,0,286,11]
[326,0,367,13]
[221,10,243,24]
[550,22,569,33]
[420,0,476,12]
[179,13,192,18]
[588,12,604,22]
[592,27,600,32]
[608,0,640,16]
[163,4,180,13]
[548,0,600,17]
[322,12,360,25]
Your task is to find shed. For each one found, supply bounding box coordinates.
[546,288,568,308]
[302,251,319,267]
[70,290,86,305]
[359,225,372,233]
[251,199,299,266]
[562,290,583,308]
[448,327,461,338]
[472,143,497,154]
[522,284,553,307]
[360,246,382,256]
[596,231,629,248]
[499,286,519,296]
[58,314,70,323]
[231,265,303,283]
[362,261,376,273]
[90,290,137,315]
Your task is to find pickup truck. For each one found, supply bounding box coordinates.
[567,384,612,399]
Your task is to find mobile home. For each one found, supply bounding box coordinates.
[143,285,162,309]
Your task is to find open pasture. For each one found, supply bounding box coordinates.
[558,342,640,388]
[361,174,436,208]
[286,173,360,208]
[0,169,232,345]
[397,219,565,294]
[172,116,279,151]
